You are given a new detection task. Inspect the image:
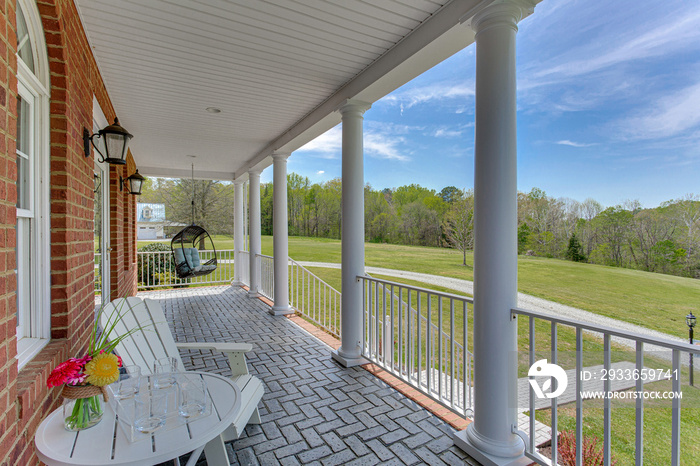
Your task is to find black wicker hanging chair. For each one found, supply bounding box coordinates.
[171,224,218,279]
[170,163,218,279]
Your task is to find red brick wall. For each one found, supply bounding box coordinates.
[0,0,18,460]
[0,1,138,464]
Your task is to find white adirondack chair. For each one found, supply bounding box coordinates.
[101,297,264,459]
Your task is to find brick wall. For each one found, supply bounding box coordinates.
[0,1,139,464]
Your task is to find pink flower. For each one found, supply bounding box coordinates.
[47,359,82,388]
[66,373,87,385]
[71,355,92,368]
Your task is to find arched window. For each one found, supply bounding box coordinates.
[15,0,50,367]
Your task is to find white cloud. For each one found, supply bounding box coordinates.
[317,170,325,175]
[529,7,700,83]
[364,133,409,161]
[616,81,700,141]
[556,140,596,148]
[383,83,475,109]
[435,128,462,138]
[297,124,409,162]
[297,126,341,158]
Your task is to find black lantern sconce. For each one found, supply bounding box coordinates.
[120,169,145,195]
[83,118,133,165]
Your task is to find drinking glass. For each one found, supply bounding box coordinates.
[177,374,207,419]
[134,386,169,434]
[113,365,141,400]
[153,357,178,389]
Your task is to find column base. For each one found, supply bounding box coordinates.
[331,350,368,368]
[453,427,529,466]
[269,305,294,316]
[231,280,243,286]
[247,291,261,298]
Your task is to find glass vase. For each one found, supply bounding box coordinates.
[63,393,104,431]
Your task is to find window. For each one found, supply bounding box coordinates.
[15,0,50,367]
[143,207,152,219]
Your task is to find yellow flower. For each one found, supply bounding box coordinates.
[84,353,120,386]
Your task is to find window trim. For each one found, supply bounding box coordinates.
[15,0,51,369]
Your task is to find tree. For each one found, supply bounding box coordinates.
[443,189,474,265]
[589,206,633,267]
[144,178,234,236]
[565,234,585,262]
[439,186,460,204]
[365,186,395,243]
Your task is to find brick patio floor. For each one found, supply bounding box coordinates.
[138,285,479,465]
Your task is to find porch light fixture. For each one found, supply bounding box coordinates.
[83,117,133,165]
[93,172,101,193]
[120,169,145,195]
[687,312,696,386]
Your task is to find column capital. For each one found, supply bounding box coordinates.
[272,151,291,161]
[337,99,371,117]
[233,178,246,186]
[248,168,262,177]
[469,0,537,35]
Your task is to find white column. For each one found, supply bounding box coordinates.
[248,169,262,297]
[453,2,535,465]
[331,99,371,368]
[271,152,293,315]
[232,179,245,286]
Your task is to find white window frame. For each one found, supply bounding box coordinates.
[15,0,51,368]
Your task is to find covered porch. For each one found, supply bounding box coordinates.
[140,285,475,465]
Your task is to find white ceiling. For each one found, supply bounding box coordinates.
[75,0,494,180]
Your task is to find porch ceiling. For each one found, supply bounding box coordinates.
[74,0,490,180]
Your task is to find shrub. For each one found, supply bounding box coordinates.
[137,242,177,289]
[557,430,615,466]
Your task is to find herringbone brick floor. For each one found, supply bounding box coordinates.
[139,286,479,465]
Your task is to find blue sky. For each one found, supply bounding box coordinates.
[262,0,700,209]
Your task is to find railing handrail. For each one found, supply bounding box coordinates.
[359,274,474,304]
[137,248,236,254]
[512,306,700,354]
[290,258,341,294]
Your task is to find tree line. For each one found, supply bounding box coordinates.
[140,175,700,279]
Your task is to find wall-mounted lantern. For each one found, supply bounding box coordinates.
[121,169,145,195]
[83,117,133,165]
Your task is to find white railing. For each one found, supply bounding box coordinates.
[289,258,342,338]
[359,275,474,417]
[258,254,274,300]
[513,307,700,466]
[136,249,236,290]
[239,250,250,286]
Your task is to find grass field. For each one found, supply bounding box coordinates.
[138,234,700,338]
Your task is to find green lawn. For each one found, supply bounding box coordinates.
[137,234,700,338]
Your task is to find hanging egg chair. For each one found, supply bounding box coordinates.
[170,163,218,279]
[171,224,218,279]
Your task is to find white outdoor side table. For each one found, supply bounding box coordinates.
[35,372,241,466]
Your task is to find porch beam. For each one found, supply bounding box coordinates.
[271,152,293,315]
[248,169,262,297]
[232,179,245,286]
[453,1,537,465]
[332,99,371,368]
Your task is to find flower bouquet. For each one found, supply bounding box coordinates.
[47,299,141,431]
